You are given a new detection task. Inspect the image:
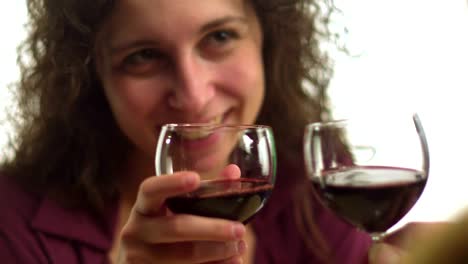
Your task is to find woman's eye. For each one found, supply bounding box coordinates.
[121,49,168,75]
[124,49,160,65]
[211,30,236,43]
[206,29,239,47]
[201,29,240,57]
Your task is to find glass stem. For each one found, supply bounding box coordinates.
[370,232,386,243]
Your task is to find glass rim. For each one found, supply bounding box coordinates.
[305,119,348,130]
[305,113,422,130]
[162,123,272,131]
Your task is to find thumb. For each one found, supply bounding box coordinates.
[368,242,405,264]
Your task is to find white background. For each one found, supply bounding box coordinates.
[328,0,468,228]
[1,1,467,228]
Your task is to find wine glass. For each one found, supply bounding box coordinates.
[155,124,277,224]
[303,113,430,242]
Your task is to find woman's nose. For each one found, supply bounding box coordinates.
[168,53,214,112]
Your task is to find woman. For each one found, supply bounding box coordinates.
[0,0,419,263]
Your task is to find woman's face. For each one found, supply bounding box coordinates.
[95,0,265,163]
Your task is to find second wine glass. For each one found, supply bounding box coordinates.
[303,113,430,242]
[155,124,277,224]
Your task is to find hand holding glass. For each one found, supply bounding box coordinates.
[155,124,276,224]
[304,114,429,242]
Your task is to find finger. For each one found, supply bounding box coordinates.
[121,240,246,264]
[204,255,244,264]
[135,171,199,216]
[383,222,449,247]
[401,217,468,264]
[220,164,241,180]
[368,242,405,264]
[125,214,246,243]
[158,240,246,264]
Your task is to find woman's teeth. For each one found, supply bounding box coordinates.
[206,115,222,126]
[180,130,211,140]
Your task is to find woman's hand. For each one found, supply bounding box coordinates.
[401,212,468,263]
[116,171,246,264]
[368,222,449,264]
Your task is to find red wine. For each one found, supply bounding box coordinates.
[167,178,274,223]
[312,166,427,233]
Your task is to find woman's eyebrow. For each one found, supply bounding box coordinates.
[109,39,160,56]
[199,16,248,33]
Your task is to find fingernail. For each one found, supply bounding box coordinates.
[237,240,246,254]
[232,257,244,264]
[184,173,197,187]
[230,257,243,264]
[369,243,402,264]
[232,223,245,239]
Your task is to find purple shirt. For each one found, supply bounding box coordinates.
[0,173,370,263]
[0,175,117,264]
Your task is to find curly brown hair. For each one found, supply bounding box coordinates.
[3,0,336,260]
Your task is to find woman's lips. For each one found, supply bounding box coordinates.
[178,115,223,140]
